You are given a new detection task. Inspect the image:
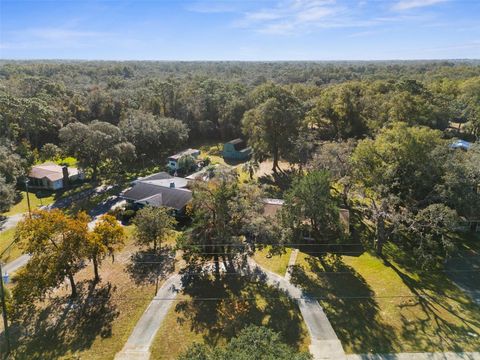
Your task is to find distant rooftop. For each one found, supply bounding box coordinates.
[168,148,200,161]
[450,139,472,150]
[29,163,79,182]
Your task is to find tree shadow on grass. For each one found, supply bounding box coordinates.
[258,169,297,197]
[174,266,307,349]
[382,258,480,352]
[289,254,397,353]
[125,246,175,285]
[8,281,119,360]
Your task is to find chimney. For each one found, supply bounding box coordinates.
[170,181,175,188]
[62,166,70,189]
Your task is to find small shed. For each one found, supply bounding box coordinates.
[223,139,252,161]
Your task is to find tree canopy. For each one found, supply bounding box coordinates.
[178,325,311,360]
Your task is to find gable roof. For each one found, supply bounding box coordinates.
[29,163,79,182]
[122,182,192,210]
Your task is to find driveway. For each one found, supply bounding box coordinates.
[115,274,182,360]
[247,258,345,360]
[446,252,480,305]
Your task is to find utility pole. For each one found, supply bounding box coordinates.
[0,262,10,355]
[25,178,32,218]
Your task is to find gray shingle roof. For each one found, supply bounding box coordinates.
[139,171,173,181]
[122,182,192,210]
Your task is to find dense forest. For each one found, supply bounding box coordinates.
[1,60,480,267]
[1,61,479,149]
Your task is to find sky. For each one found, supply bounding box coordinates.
[0,0,479,60]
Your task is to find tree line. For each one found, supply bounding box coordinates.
[1,60,479,268]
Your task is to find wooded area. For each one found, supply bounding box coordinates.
[1,60,480,358]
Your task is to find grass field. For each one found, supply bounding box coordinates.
[3,224,175,360]
[198,143,226,166]
[150,274,310,359]
[0,227,23,263]
[2,191,55,217]
[253,246,292,276]
[290,248,480,353]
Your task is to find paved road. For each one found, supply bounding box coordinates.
[446,252,480,305]
[115,274,182,360]
[2,254,31,275]
[0,213,26,233]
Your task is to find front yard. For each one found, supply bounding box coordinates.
[2,191,55,217]
[288,246,480,353]
[252,246,292,276]
[0,227,22,263]
[150,272,310,359]
[2,225,176,360]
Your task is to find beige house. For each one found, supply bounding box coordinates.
[28,163,84,190]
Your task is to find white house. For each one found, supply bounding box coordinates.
[167,148,200,171]
[28,163,84,190]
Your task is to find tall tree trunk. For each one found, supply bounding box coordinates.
[67,272,77,298]
[153,238,157,253]
[92,256,100,283]
[92,165,98,182]
[375,214,386,256]
[272,149,279,173]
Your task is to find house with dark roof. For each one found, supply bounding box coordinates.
[223,138,252,161]
[121,171,192,213]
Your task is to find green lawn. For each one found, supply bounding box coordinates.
[0,227,23,263]
[150,274,310,359]
[291,248,480,353]
[2,191,55,217]
[253,246,292,276]
[198,143,226,166]
[56,157,77,167]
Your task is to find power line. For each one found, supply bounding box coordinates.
[122,265,480,274]
[43,293,466,302]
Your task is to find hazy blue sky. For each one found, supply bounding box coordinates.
[1,0,479,60]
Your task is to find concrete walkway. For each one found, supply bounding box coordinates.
[114,274,182,360]
[248,258,345,360]
[285,248,299,281]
